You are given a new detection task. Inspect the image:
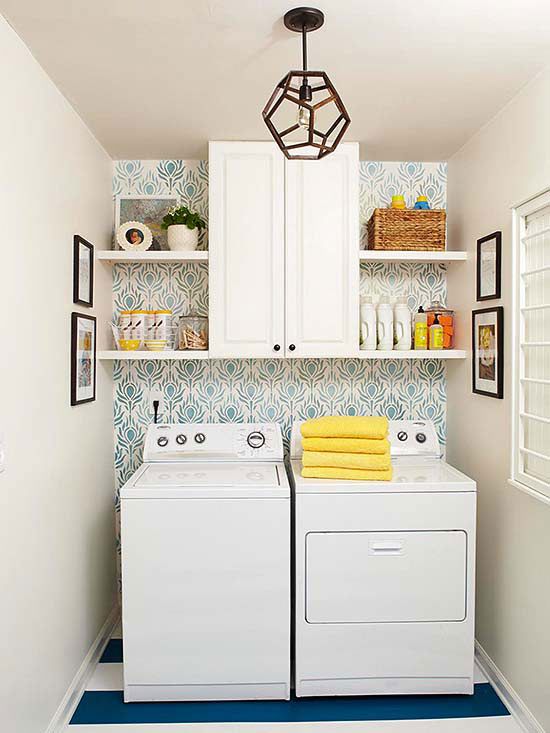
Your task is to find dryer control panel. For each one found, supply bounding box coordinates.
[143,422,284,463]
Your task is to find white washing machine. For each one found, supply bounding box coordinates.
[289,419,476,698]
[121,422,290,702]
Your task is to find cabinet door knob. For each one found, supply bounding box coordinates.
[289,344,296,351]
[273,344,281,351]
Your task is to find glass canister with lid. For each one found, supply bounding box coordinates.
[179,314,209,351]
[426,301,455,349]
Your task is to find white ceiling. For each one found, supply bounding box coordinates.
[3,0,550,161]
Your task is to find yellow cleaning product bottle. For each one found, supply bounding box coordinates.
[429,313,444,350]
[414,306,428,350]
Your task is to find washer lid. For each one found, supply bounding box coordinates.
[121,462,289,499]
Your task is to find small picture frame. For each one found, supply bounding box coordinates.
[472,306,504,399]
[115,194,177,250]
[116,221,153,252]
[71,312,96,406]
[476,231,502,301]
[73,235,94,307]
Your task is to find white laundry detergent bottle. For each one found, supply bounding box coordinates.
[359,295,377,350]
[377,296,394,350]
[394,297,412,350]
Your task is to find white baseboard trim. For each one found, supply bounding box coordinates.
[45,604,120,733]
[475,640,545,733]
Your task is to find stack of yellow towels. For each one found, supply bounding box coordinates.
[301,415,392,481]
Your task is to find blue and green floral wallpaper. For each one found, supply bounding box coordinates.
[112,159,448,498]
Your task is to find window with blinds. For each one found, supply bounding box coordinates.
[512,190,550,500]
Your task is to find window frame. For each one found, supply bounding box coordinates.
[510,188,550,505]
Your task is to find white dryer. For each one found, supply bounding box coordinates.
[121,422,290,702]
[289,420,476,698]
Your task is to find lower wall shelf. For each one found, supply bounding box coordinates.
[98,349,466,361]
[357,350,466,359]
[98,350,209,360]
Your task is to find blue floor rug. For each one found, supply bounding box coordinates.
[70,684,509,725]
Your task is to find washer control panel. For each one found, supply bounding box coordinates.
[143,423,284,462]
[388,420,440,457]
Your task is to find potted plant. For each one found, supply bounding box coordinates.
[161,205,206,251]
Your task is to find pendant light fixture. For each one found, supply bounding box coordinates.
[262,7,351,160]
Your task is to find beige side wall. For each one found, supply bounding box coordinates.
[447,67,550,730]
[0,16,116,733]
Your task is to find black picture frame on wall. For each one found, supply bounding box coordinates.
[472,306,504,399]
[73,235,94,307]
[71,312,97,406]
[476,231,501,301]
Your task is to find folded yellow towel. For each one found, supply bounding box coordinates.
[302,437,390,455]
[301,415,388,440]
[301,466,393,481]
[303,451,391,471]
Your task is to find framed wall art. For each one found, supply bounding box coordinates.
[73,235,94,307]
[71,312,96,406]
[115,194,177,250]
[472,306,504,399]
[476,231,502,301]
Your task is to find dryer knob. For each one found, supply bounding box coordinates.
[194,432,206,444]
[175,434,187,445]
[416,432,427,444]
[157,436,169,447]
[397,431,408,442]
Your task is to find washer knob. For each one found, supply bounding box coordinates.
[194,432,206,444]
[247,431,266,449]
[397,431,408,442]
[157,436,169,447]
[175,434,187,445]
[416,432,427,444]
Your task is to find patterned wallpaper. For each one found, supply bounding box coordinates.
[112,159,448,499]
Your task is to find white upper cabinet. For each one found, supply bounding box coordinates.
[285,144,359,357]
[209,142,285,358]
[209,141,359,359]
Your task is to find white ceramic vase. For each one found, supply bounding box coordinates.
[167,225,199,251]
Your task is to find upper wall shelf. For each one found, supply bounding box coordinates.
[359,251,467,263]
[96,251,208,264]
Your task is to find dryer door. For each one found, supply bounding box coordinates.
[306,530,467,624]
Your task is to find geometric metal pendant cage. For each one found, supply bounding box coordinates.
[262,70,351,160]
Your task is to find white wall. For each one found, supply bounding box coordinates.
[0,16,116,733]
[447,68,550,730]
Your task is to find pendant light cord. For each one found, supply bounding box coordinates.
[302,21,308,85]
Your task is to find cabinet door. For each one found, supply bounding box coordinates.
[209,142,285,358]
[285,143,359,357]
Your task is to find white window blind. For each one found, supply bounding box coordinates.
[512,191,550,501]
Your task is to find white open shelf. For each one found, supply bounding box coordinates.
[97,250,208,263]
[357,350,466,360]
[359,250,467,263]
[98,350,209,361]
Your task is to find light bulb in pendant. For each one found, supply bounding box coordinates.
[297,105,310,129]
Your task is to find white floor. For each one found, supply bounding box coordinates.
[68,622,524,733]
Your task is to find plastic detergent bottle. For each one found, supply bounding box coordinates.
[429,313,444,350]
[394,297,412,350]
[414,306,428,350]
[359,296,377,350]
[377,296,394,350]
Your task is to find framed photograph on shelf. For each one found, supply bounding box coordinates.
[73,235,94,307]
[71,312,96,406]
[476,231,501,301]
[115,194,177,251]
[472,306,504,399]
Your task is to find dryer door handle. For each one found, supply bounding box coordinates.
[369,540,404,555]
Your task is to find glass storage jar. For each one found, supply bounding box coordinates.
[426,301,455,349]
[178,314,208,350]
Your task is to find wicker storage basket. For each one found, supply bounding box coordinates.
[367,208,446,251]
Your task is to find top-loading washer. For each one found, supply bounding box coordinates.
[289,419,476,698]
[121,422,290,702]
